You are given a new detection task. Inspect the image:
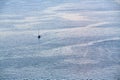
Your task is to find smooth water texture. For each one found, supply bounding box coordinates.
[0,0,120,80]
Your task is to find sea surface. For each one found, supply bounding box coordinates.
[0,0,120,80]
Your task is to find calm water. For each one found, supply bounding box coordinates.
[0,0,120,80]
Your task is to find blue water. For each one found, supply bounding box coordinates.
[0,0,120,80]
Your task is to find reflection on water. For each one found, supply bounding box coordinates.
[0,0,120,80]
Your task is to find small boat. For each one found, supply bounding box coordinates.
[38,35,41,39]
